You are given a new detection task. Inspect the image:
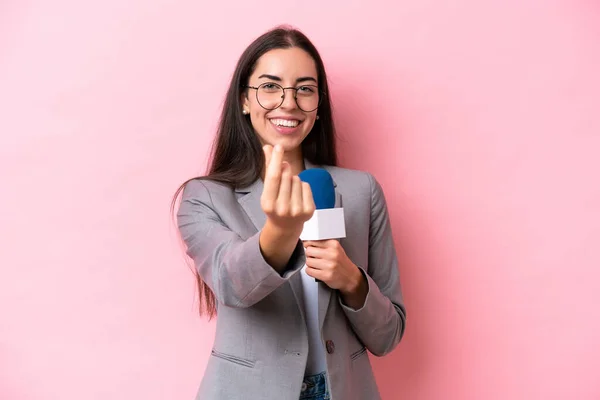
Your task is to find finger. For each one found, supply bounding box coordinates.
[267,144,283,176]
[303,240,320,248]
[263,145,273,169]
[305,257,331,270]
[262,145,283,203]
[276,162,293,209]
[304,245,330,259]
[301,182,315,215]
[305,266,329,281]
[303,240,336,249]
[290,176,302,216]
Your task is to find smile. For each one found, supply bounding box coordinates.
[269,118,301,128]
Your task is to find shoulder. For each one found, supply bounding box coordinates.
[325,165,382,198]
[181,178,236,205]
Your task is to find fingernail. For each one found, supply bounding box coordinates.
[274,144,282,152]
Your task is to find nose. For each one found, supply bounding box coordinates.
[279,88,298,110]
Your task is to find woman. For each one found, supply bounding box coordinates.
[174,26,406,400]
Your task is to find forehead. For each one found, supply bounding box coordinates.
[251,47,318,81]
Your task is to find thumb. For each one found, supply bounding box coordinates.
[263,145,273,168]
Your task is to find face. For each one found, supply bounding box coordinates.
[243,47,319,155]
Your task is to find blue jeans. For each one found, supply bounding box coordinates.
[299,372,330,400]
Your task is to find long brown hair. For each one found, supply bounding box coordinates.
[171,26,338,319]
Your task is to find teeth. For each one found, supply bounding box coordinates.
[271,119,299,128]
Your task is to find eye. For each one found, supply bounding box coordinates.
[260,83,280,91]
[298,86,315,93]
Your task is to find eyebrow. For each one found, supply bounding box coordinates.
[257,74,317,84]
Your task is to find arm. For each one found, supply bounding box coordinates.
[177,179,306,309]
[339,173,407,356]
[259,219,303,273]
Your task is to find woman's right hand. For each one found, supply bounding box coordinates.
[261,144,315,236]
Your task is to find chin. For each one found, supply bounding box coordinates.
[277,137,306,151]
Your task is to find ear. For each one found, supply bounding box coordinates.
[240,93,250,115]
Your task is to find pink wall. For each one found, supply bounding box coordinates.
[1,1,599,399]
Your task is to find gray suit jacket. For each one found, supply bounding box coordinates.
[177,162,406,400]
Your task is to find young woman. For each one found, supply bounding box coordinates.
[174,26,406,400]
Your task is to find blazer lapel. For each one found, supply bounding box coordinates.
[235,179,266,232]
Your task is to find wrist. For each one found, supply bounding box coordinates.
[341,264,365,295]
[264,218,302,240]
[339,265,368,310]
[259,220,302,273]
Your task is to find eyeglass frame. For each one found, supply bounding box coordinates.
[243,82,325,112]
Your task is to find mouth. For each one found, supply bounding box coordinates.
[269,118,302,128]
[268,118,304,134]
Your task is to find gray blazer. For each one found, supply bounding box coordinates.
[177,161,406,400]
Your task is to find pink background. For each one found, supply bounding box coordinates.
[1,1,600,399]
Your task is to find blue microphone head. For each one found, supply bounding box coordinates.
[298,168,335,209]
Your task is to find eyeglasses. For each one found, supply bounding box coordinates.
[245,82,324,112]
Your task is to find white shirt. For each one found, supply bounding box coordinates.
[300,264,328,375]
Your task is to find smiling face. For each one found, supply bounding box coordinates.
[242,47,320,156]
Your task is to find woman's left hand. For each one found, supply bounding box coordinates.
[303,240,368,306]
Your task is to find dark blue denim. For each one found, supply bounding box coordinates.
[299,372,330,400]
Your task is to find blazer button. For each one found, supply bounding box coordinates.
[325,340,335,354]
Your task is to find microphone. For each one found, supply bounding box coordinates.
[298,168,346,283]
[298,168,346,242]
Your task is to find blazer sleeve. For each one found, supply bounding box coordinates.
[176,179,306,308]
[339,173,407,356]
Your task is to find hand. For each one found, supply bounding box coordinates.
[261,144,315,235]
[303,240,367,298]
